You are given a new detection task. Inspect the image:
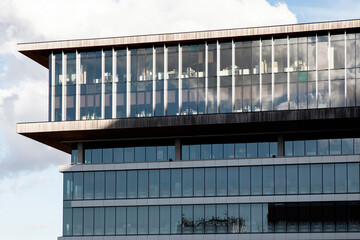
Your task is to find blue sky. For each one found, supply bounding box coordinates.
[0,0,358,239]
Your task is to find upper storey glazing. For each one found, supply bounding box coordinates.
[49,31,360,121]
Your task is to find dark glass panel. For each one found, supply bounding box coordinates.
[72,208,83,236]
[94,172,105,199]
[287,165,298,194]
[251,204,262,232]
[124,147,135,162]
[299,165,310,194]
[105,171,115,199]
[160,206,170,234]
[194,205,205,234]
[263,165,274,195]
[182,205,194,234]
[240,204,250,233]
[323,164,335,193]
[205,205,216,233]
[216,204,228,233]
[171,206,182,234]
[228,204,239,233]
[189,145,200,160]
[116,171,126,199]
[335,163,347,193]
[102,148,113,163]
[127,171,137,198]
[73,172,83,200]
[83,208,94,235]
[160,169,170,197]
[171,169,181,197]
[251,166,262,195]
[182,168,193,197]
[311,164,322,194]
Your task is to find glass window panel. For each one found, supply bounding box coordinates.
[157,146,167,161]
[287,203,298,232]
[299,203,310,232]
[334,202,347,232]
[73,208,83,236]
[182,205,194,234]
[275,165,286,195]
[85,149,92,163]
[323,203,335,232]
[201,144,211,159]
[114,148,123,163]
[331,37,345,69]
[270,142,278,157]
[224,143,234,158]
[105,207,115,235]
[92,149,102,163]
[311,164,322,194]
[194,205,205,234]
[135,147,145,162]
[94,172,105,199]
[251,166,262,195]
[138,170,148,198]
[305,140,317,155]
[149,206,159,234]
[138,206,148,234]
[294,140,305,156]
[102,148,113,163]
[335,163,347,193]
[63,173,73,201]
[126,207,137,235]
[146,146,156,162]
[348,163,360,193]
[182,145,189,160]
[105,171,115,199]
[205,168,216,196]
[127,171,137,198]
[247,142,257,158]
[182,168,193,197]
[348,202,360,231]
[171,169,181,197]
[71,150,78,164]
[240,204,250,233]
[240,167,250,195]
[216,167,227,196]
[251,204,262,233]
[84,208,94,236]
[299,165,310,194]
[168,146,175,161]
[287,165,298,194]
[235,143,246,158]
[330,139,341,155]
[171,206,182,234]
[228,204,240,233]
[263,166,274,195]
[194,168,205,197]
[258,142,269,157]
[73,172,83,200]
[116,171,126,199]
[355,138,360,154]
[84,172,94,200]
[94,208,104,235]
[310,203,322,232]
[273,203,286,232]
[149,170,159,198]
[116,207,126,235]
[160,169,170,197]
[205,205,216,233]
[228,167,239,196]
[342,138,354,154]
[212,144,223,159]
[263,203,272,233]
[318,139,329,155]
[216,204,228,233]
[160,206,170,234]
[323,164,335,193]
[190,145,200,160]
[124,147,134,162]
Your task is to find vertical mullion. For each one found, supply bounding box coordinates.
[164,45,168,115]
[126,47,131,118]
[62,51,66,121]
[153,46,156,116]
[205,42,208,113]
[112,48,117,119]
[217,41,220,113]
[179,43,182,115]
[51,52,55,121]
[101,49,105,119]
[232,39,235,112]
[75,51,80,120]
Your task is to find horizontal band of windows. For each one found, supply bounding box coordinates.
[63,162,360,201]
[63,201,360,236]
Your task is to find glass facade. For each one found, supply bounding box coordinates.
[63,162,360,201]
[63,201,360,236]
[49,32,360,121]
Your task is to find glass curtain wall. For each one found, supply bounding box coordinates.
[181,44,206,115]
[80,51,102,120]
[50,31,360,121]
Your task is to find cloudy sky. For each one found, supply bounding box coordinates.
[0,0,359,239]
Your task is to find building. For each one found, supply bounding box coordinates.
[17,19,360,240]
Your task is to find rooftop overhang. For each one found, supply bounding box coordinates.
[17,19,360,68]
[16,107,360,154]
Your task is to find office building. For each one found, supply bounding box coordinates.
[17,19,360,239]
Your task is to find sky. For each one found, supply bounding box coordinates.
[0,0,358,239]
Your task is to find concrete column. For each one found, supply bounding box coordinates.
[175,139,181,161]
[278,135,284,157]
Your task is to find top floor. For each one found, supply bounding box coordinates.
[18,19,360,122]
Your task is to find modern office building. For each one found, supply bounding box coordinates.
[17,19,360,240]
